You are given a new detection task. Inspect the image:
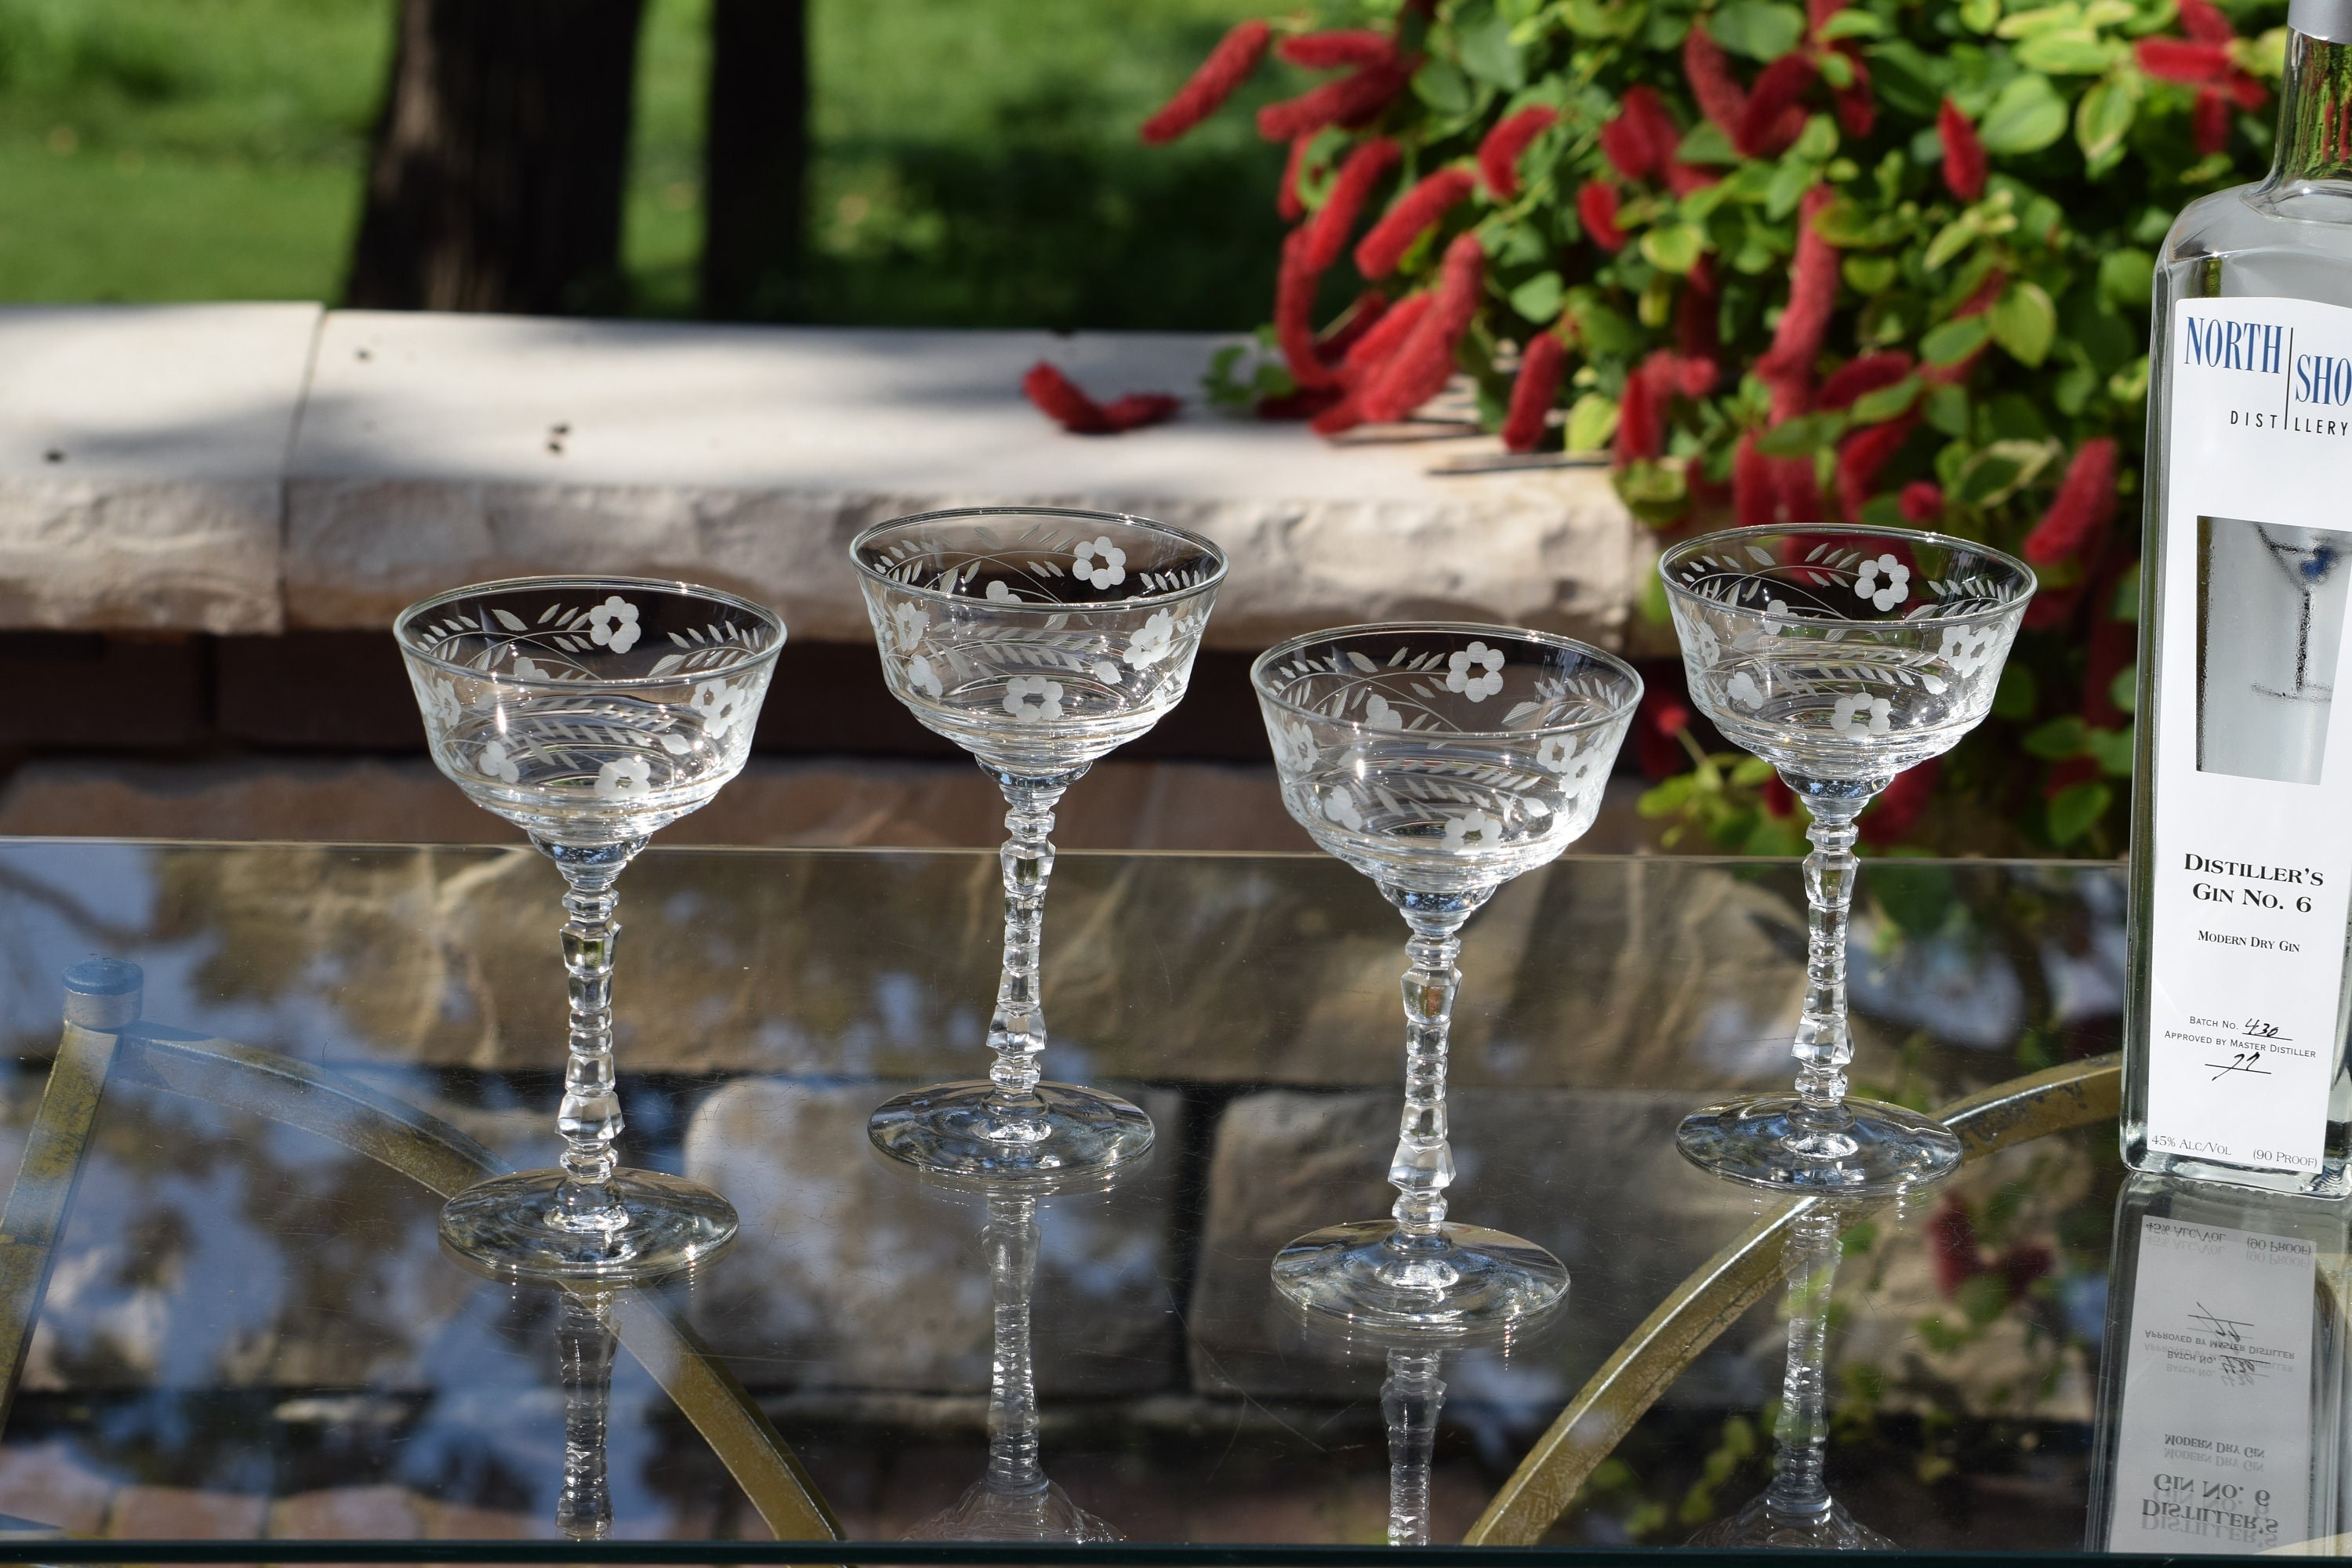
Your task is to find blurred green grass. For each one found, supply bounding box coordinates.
[0,0,1291,328]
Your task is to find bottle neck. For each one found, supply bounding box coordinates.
[2270,31,2352,186]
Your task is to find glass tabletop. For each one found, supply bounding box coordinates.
[0,840,2300,1561]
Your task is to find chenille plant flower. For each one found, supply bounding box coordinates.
[1143,0,2287,852]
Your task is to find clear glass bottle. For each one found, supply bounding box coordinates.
[2128,0,2352,1196]
[2088,1172,2349,1552]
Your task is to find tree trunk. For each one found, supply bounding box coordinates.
[699,0,808,319]
[347,0,646,314]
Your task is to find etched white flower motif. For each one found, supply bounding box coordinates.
[1443,808,1501,850]
[1939,622,1996,677]
[512,655,548,681]
[907,654,944,699]
[587,595,641,654]
[1073,535,1127,589]
[1323,789,1365,831]
[1537,734,1579,773]
[419,677,462,733]
[1765,597,1791,621]
[1364,693,1405,731]
[594,753,652,800]
[985,579,1017,604]
[1726,670,1766,710]
[1853,554,1910,612]
[1269,716,1316,773]
[1126,608,1177,668]
[1002,674,1065,722]
[1831,693,1893,736]
[690,677,750,740]
[1092,659,1123,686]
[1445,641,1505,701]
[478,737,520,783]
[1687,620,1722,668]
[1559,749,1604,796]
[889,601,929,652]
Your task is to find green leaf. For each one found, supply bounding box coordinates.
[1992,662,2038,720]
[1615,458,1690,522]
[1638,775,1696,815]
[1924,213,1981,270]
[1820,48,1855,86]
[1567,291,1643,356]
[1851,376,1923,423]
[1924,382,1971,436]
[1510,270,1566,322]
[1793,114,1841,162]
[2112,561,2141,620]
[1766,158,1820,219]
[1565,392,1621,451]
[1843,255,1899,292]
[2024,715,2086,758]
[2048,781,2113,844]
[1755,412,1845,456]
[2099,247,2154,309]
[1413,59,1475,115]
[1457,3,1530,85]
[1958,437,2056,504]
[1869,43,1950,118]
[1859,492,1908,526]
[2109,354,2150,401]
[1922,314,1992,365]
[2074,75,2140,162]
[2084,725,2135,776]
[1960,0,2003,31]
[1979,73,2070,153]
[1641,222,1706,273]
[1957,1269,2013,1327]
[2054,362,2099,415]
[2110,663,2138,713]
[1677,120,1740,165]
[1989,281,2058,365]
[2016,31,2119,71]
[1565,0,1649,37]
[1818,9,1887,37]
[1708,0,1808,58]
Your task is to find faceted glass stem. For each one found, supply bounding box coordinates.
[983,1189,1047,1506]
[1379,886,1494,1286]
[1783,783,1873,1162]
[1382,1347,1446,1547]
[982,771,1076,1143]
[539,837,645,1236]
[555,1289,615,1542]
[1762,1207,1842,1523]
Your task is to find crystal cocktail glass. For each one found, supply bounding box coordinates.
[397,575,786,1282]
[1254,623,1640,1330]
[851,507,1226,1179]
[1661,526,2034,1195]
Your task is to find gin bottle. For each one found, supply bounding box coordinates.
[2129,0,2352,1196]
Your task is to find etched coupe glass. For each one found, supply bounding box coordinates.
[852,507,1225,1178]
[1661,526,2034,1194]
[396,575,785,1281]
[1254,623,1640,1330]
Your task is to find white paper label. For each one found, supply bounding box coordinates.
[2107,1213,2313,1552]
[2147,295,2352,1173]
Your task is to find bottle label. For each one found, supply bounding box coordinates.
[2147,295,2352,1173]
[2107,1213,2312,1552]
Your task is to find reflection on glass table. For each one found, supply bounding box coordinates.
[0,839,2202,1560]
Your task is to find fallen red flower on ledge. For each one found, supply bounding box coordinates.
[1021,363,1180,435]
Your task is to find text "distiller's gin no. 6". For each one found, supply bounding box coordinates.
[2129,0,2352,1196]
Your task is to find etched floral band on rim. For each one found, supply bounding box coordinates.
[1253,622,1642,1332]
[1659,526,2035,1197]
[396,575,787,1283]
[851,507,1228,1179]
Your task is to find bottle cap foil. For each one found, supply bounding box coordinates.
[2292,0,2352,45]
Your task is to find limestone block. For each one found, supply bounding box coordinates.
[682,1079,1179,1396]
[0,304,318,633]
[0,1443,114,1533]
[285,314,1640,648]
[107,1485,267,1539]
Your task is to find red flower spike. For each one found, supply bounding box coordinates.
[1940,98,1987,202]
[1099,393,1181,429]
[1683,25,1750,140]
[1257,60,1410,143]
[2179,0,2238,43]
[2222,71,2270,111]
[1577,179,1628,252]
[1860,757,1938,846]
[1733,432,1776,528]
[1738,54,1820,157]
[1276,29,1399,69]
[1309,394,1365,435]
[1341,291,1432,379]
[1761,771,1796,818]
[1664,161,1722,196]
[2024,437,2120,565]
[1677,258,1721,360]
[1815,351,1915,411]
[1808,0,1847,34]
[1479,106,1560,198]
[1758,186,1838,387]
[1022,363,1180,434]
[1277,134,1315,220]
[1899,480,1944,522]
[1833,53,1876,138]
[1503,331,1568,452]
[1359,234,1485,422]
[1836,413,1918,521]
[1615,358,1667,463]
[1775,454,1828,522]
[1354,166,1478,277]
[1142,20,1272,144]
[1256,386,1348,420]
[2137,37,2234,82]
[1274,231,1341,390]
[1319,289,1392,361]
[2194,88,2232,154]
[1929,1198,1984,1298]
[1627,86,1684,177]
[1302,138,1403,272]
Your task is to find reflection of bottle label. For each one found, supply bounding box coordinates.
[2140,294,2352,1181]
[2106,1214,2313,1553]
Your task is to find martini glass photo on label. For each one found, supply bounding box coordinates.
[852,507,1226,1179]
[2196,516,2352,784]
[1254,623,1640,1330]
[397,575,786,1281]
[1661,527,2034,1195]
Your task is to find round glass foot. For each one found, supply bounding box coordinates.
[1676,1094,1961,1195]
[902,1478,1120,1544]
[1689,1492,1894,1549]
[1270,1218,1566,1333]
[438,1168,738,1284]
[868,1080,1153,1178]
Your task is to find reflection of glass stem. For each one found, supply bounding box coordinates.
[982,771,1076,1143]
[1382,1347,1446,1547]
[556,1289,616,1542]
[1764,1208,1842,1524]
[983,1190,1047,1504]
[539,838,644,1238]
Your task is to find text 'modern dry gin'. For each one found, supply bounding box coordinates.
[2130,0,2352,1196]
